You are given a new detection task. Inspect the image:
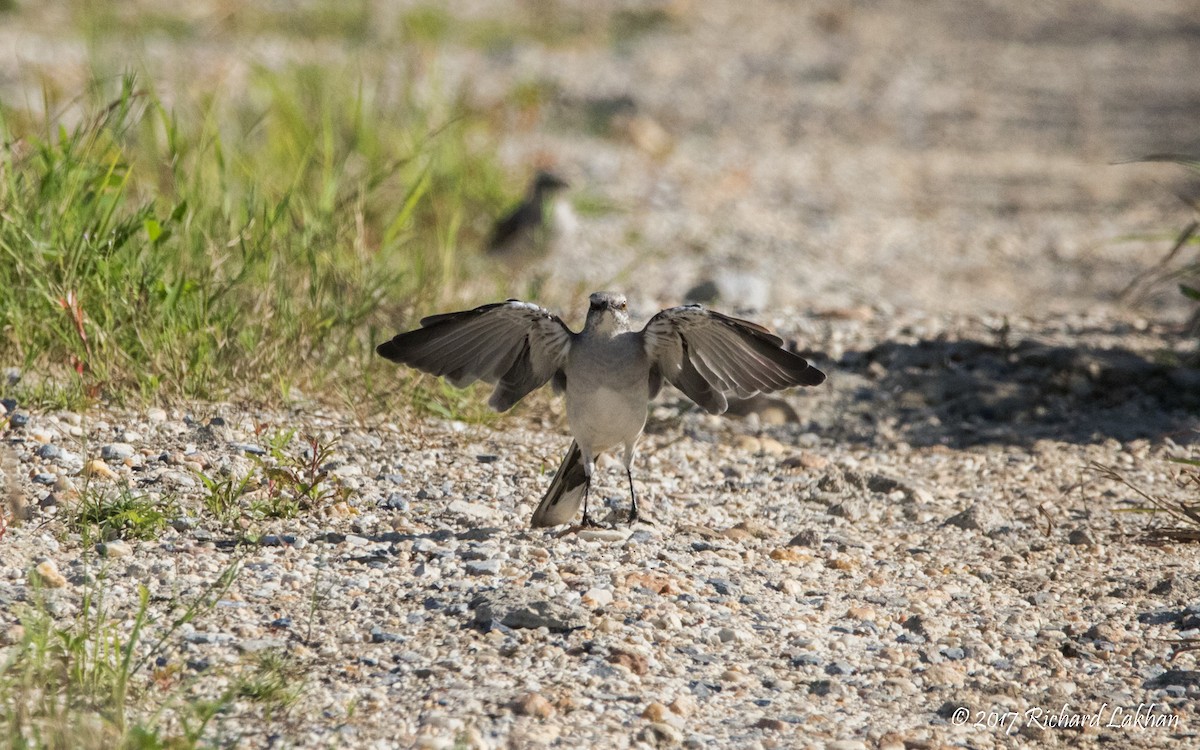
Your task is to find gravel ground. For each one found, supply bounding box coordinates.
[4,1,1200,749]
[3,308,1200,749]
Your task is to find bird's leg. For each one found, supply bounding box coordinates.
[579,471,601,528]
[626,468,641,524]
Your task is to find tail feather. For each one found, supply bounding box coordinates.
[530,440,588,527]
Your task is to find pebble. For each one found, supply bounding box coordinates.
[576,528,631,542]
[639,722,682,745]
[82,459,118,479]
[446,499,498,519]
[642,702,670,722]
[33,559,68,588]
[101,443,136,461]
[465,560,501,576]
[97,540,133,558]
[943,504,1004,533]
[473,592,586,631]
[582,588,613,607]
[511,692,554,718]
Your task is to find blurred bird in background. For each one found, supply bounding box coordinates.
[486,170,572,264]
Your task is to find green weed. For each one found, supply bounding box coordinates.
[73,485,175,542]
[0,561,242,748]
[0,65,507,407]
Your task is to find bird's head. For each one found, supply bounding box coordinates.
[532,171,569,197]
[585,291,630,334]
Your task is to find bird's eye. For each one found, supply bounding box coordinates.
[618,301,627,310]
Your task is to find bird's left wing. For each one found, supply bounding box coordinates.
[642,305,825,414]
[377,300,574,411]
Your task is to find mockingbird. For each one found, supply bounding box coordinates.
[486,171,570,260]
[377,292,826,527]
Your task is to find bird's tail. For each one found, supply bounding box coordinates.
[530,440,588,527]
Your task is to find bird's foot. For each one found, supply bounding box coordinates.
[553,514,607,538]
[580,512,603,529]
[628,509,654,525]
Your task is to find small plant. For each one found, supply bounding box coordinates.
[257,433,351,518]
[73,484,175,541]
[230,651,303,719]
[1119,154,1200,345]
[1092,457,1200,542]
[0,560,242,747]
[197,468,258,528]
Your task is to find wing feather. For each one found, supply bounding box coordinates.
[642,305,824,414]
[377,300,573,411]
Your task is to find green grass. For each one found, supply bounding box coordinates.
[1,562,244,748]
[0,66,508,410]
[73,484,176,543]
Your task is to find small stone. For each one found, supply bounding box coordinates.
[472,593,587,632]
[35,444,61,460]
[877,732,907,750]
[623,570,677,594]
[1085,622,1125,643]
[668,695,696,717]
[788,529,822,547]
[370,626,404,643]
[797,453,829,470]
[100,443,135,461]
[582,588,613,607]
[717,627,746,643]
[1067,528,1096,546]
[752,718,788,731]
[32,473,56,485]
[846,606,875,621]
[608,649,649,675]
[944,504,1004,533]
[236,638,286,653]
[97,540,133,558]
[511,692,554,718]
[732,520,774,539]
[639,722,682,746]
[825,661,856,676]
[722,528,753,543]
[34,560,68,588]
[146,407,168,423]
[642,702,670,722]
[446,499,498,520]
[465,560,501,576]
[82,459,119,480]
[924,664,965,688]
[577,528,631,542]
[734,435,762,453]
[769,547,810,563]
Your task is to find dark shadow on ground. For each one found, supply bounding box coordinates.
[803,337,1200,448]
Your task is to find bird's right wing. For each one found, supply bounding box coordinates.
[642,304,825,414]
[376,300,573,411]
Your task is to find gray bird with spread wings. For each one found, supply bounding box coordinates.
[376,292,826,528]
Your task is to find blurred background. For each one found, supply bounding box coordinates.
[2,0,1199,401]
